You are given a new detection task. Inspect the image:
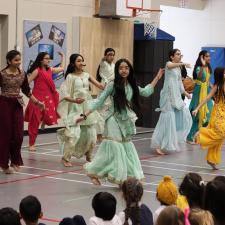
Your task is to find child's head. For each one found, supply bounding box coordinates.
[104,48,115,64]
[121,177,143,205]
[19,195,43,224]
[6,50,21,69]
[204,179,225,224]
[114,59,140,112]
[115,58,133,80]
[92,192,116,221]
[157,176,178,206]
[0,207,21,225]
[168,49,182,63]
[65,53,85,78]
[179,173,204,208]
[121,178,143,225]
[155,206,185,225]
[188,208,214,225]
[59,216,86,225]
[28,52,50,74]
[193,50,211,79]
[214,175,225,183]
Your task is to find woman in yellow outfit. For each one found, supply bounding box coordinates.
[193,67,225,170]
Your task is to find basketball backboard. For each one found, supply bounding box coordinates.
[126,0,152,10]
[99,0,152,18]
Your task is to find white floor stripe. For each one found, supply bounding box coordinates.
[141,159,218,170]
[141,164,224,177]
[22,165,158,186]
[22,142,58,148]
[12,171,155,194]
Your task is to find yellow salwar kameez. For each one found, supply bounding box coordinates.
[198,96,225,165]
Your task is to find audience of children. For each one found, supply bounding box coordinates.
[3,173,225,225]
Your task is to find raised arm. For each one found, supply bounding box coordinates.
[76,82,114,123]
[192,85,217,116]
[167,62,191,69]
[139,68,164,97]
[51,52,65,74]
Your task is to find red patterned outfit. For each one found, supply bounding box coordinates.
[25,67,59,146]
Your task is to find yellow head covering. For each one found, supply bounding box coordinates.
[157,176,178,205]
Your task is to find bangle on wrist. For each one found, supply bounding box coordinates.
[80,113,87,120]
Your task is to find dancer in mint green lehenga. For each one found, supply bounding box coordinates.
[76,59,164,185]
[151,49,193,155]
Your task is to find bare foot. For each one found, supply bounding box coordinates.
[11,165,21,172]
[207,161,219,170]
[90,177,101,185]
[2,167,14,174]
[186,140,198,145]
[29,145,36,152]
[156,148,165,155]
[61,159,73,167]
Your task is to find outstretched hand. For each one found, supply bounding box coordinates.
[200,55,206,66]
[37,101,45,111]
[76,116,84,124]
[75,98,85,104]
[184,63,191,69]
[192,109,198,117]
[99,83,106,90]
[157,68,165,80]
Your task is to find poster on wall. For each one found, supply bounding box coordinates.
[23,20,67,88]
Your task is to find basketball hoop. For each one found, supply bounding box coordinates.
[131,8,162,39]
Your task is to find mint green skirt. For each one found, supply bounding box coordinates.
[84,116,144,184]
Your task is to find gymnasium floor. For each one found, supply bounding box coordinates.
[0,128,225,224]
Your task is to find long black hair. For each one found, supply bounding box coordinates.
[96,48,115,82]
[27,52,49,74]
[65,53,84,79]
[214,67,225,103]
[193,50,212,80]
[113,59,140,112]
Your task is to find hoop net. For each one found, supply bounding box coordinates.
[131,9,162,39]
